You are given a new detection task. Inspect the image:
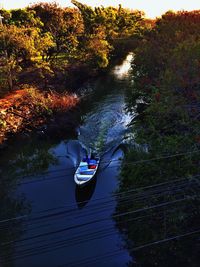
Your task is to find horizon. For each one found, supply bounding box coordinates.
[1,0,200,18]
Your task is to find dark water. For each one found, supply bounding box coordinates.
[0,54,134,267]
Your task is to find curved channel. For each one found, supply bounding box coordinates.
[0,54,133,267]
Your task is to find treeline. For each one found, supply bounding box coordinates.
[127,10,200,154]
[0,1,144,93]
[116,10,200,267]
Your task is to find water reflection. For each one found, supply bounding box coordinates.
[75,178,97,209]
[0,53,134,267]
[78,54,133,155]
[0,138,59,183]
[112,53,134,79]
[0,175,30,267]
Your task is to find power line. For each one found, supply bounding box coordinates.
[70,228,200,267]
[0,213,159,260]
[0,174,199,225]
[0,178,195,234]
[0,153,199,264]
[1,197,199,262]
[50,227,200,267]
[13,204,200,252]
[0,168,199,263]
[1,194,198,247]
[0,181,197,254]
[11,147,200,185]
[0,147,198,189]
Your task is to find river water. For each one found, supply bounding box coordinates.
[0,54,134,266]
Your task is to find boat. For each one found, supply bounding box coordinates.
[74,157,100,186]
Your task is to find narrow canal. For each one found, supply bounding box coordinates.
[0,54,134,267]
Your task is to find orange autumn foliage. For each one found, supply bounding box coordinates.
[0,88,79,144]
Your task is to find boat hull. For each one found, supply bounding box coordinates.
[74,172,97,186]
[74,159,100,186]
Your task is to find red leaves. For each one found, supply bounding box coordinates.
[0,88,79,144]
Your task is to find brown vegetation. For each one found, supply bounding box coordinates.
[0,87,79,144]
[0,2,145,145]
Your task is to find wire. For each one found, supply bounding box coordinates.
[0,174,199,225]
[17,227,199,267]
[1,194,198,247]
[0,182,198,258]
[67,228,200,267]
[8,147,200,185]
[0,153,200,262]
[0,178,195,234]
[1,198,199,262]
[1,214,158,260]
[0,174,199,226]
[0,166,198,262]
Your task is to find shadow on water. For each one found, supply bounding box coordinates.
[74,142,128,209]
[75,178,97,209]
[74,142,129,211]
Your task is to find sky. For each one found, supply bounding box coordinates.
[1,0,200,18]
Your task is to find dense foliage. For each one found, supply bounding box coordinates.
[120,10,200,188]
[127,11,200,151]
[115,10,200,266]
[0,1,144,93]
[0,88,79,143]
[0,2,145,144]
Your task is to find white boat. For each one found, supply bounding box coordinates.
[74,157,100,186]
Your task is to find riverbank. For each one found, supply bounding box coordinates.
[0,87,79,147]
[0,47,135,149]
[115,11,200,267]
[0,54,133,267]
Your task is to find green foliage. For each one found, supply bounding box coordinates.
[116,11,200,265]
[126,10,200,149]
[0,1,144,93]
[85,26,112,68]
[10,8,42,27]
[29,2,83,56]
[33,61,54,89]
[72,1,144,68]
[0,24,54,92]
[0,25,34,90]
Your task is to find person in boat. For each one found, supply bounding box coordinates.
[83,154,90,164]
[83,153,97,168]
[90,153,95,160]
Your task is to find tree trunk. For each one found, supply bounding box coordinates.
[7,68,13,91]
[5,50,13,91]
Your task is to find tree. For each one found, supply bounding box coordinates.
[86,26,112,68]
[120,19,200,256]
[0,25,54,91]
[29,2,83,57]
[71,1,144,68]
